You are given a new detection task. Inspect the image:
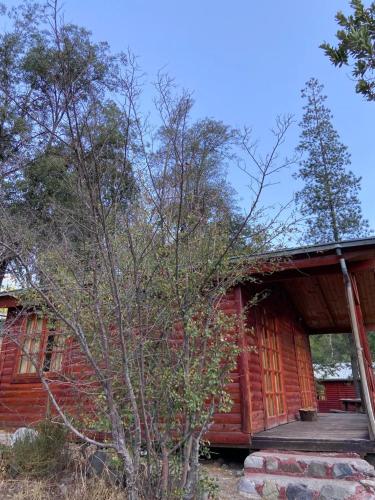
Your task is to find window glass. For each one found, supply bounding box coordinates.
[18,316,43,374]
[0,308,8,352]
[17,316,65,375]
[43,331,65,372]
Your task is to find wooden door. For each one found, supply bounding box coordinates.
[294,329,316,409]
[259,309,287,428]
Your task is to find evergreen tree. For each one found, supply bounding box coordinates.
[295,78,369,244]
[0,3,135,288]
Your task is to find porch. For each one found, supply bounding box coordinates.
[251,413,375,454]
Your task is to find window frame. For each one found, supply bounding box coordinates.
[0,307,8,354]
[42,319,66,374]
[12,314,66,382]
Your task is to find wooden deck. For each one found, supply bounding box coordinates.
[251,413,375,453]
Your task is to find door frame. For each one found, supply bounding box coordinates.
[258,307,287,429]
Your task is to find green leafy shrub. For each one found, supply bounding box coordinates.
[10,420,68,478]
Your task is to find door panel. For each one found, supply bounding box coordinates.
[259,309,287,429]
[294,329,316,409]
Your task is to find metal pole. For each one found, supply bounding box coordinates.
[338,250,375,439]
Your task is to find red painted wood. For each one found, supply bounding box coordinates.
[258,307,288,429]
[351,274,375,413]
[235,286,252,434]
[317,381,356,413]
[204,431,250,445]
[0,283,317,448]
[0,296,18,308]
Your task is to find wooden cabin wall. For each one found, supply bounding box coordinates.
[0,311,47,427]
[318,380,356,413]
[0,310,87,429]
[204,288,250,446]
[244,286,316,435]
[278,305,304,422]
[207,285,317,443]
[0,286,317,448]
[0,296,251,445]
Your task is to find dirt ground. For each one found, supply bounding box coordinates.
[0,448,249,499]
[201,448,248,500]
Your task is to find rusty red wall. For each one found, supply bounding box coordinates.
[0,285,317,447]
[0,310,87,429]
[0,311,47,427]
[244,286,316,435]
[278,309,304,422]
[207,285,316,443]
[204,289,250,446]
[318,380,356,413]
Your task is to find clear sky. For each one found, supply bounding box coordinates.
[6,0,375,232]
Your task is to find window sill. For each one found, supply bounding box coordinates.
[11,372,62,383]
[11,374,41,383]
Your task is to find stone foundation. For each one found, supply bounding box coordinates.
[239,450,375,499]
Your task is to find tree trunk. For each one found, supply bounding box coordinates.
[183,435,200,500]
[0,259,9,290]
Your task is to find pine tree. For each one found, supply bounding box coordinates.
[295,78,369,244]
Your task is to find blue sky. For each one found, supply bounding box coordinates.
[6,0,375,232]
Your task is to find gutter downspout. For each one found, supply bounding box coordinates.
[337,247,375,439]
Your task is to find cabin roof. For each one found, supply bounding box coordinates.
[247,237,375,335]
[2,237,375,334]
[0,290,22,308]
[250,237,375,261]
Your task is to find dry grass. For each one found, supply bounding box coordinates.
[0,477,126,500]
[65,477,125,500]
[0,437,127,500]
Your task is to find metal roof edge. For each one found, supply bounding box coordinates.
[242,236,375,261]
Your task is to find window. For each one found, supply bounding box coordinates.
[43,320,65,373]
[18,315,43,374]
[316,382,326,401]
[0,307,8,352]
[17,316,65,376]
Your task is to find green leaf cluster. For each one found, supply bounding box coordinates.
[321,0,375,100]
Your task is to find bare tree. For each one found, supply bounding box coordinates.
[0,3,295,498]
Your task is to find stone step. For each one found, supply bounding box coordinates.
[238,473,375,499]
[244,450,375,481]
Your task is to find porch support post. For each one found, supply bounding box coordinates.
[235,286,252,435]
[338,252,375,439]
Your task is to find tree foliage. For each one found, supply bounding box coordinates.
[295,78,369,244]
[321,0,375,101]
[0,2,294,498]
[0,2,135,285]
[311,332,375,367]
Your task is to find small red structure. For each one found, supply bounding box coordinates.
[1,238,375,453]
[315,364,358,413]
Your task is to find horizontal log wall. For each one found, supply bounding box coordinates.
[244,286,315,435]
[0,284,316,448]
[318,381,356,413]
[205,289,250,446]
[0,311,88,428]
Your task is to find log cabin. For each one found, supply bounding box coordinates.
[315,364,357,413]
[1,237,375,453]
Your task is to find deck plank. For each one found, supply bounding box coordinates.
[251,413,375,453]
